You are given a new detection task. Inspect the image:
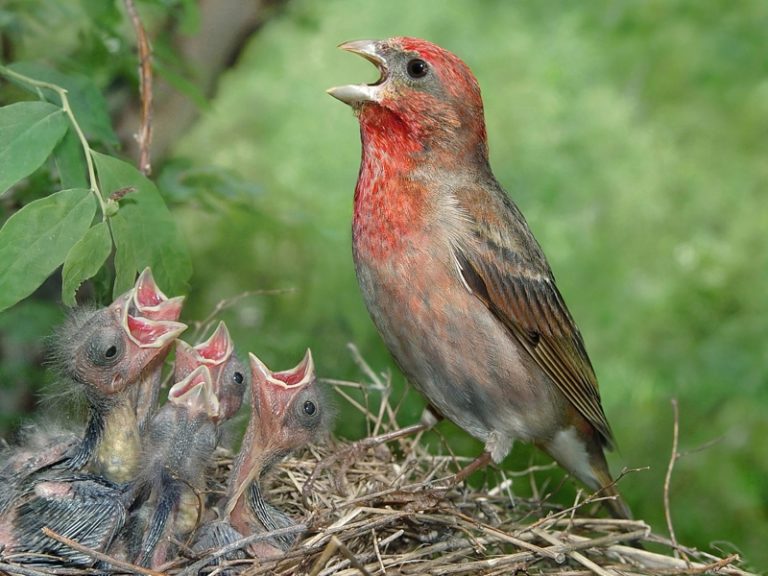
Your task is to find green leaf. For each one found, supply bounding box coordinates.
[0,101,68,196]
[92,153,192,300]
[112,232,139,299]
[8,63,119,146]
[0,188,96,313]
[53,128,88,189]
[61,221,112,307]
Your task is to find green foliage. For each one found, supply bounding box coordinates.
[94,152,192,299]
[0,188,94,312]
[8,63,119,146]
[0,102,68,195]
[61,221,112,307]
[0,62,191,312]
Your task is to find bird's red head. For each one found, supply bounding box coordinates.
[329,37,488,158]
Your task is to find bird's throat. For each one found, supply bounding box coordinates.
[91,400,141,483]
[353,112,426,261]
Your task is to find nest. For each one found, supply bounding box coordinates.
[0,350,755,576]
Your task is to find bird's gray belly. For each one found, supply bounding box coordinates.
[355,254,564,451]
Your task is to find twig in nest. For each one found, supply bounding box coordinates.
[309,535,373,576]
[532,529,615,576]
[302,421,429,506]
[123,0,153,175]
[40,527,163,576]
[178,524,307,576]
[663,398,688,563]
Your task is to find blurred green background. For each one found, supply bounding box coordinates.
[1,0,766,570]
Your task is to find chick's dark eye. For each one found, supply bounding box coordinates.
[303,400,316,416]
[406,58,428,79]
[233,371,244,385]
[105,345,117,359]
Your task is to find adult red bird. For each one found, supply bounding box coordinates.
[329,37,631,518]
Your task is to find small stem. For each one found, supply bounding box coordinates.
[664,397,688,564]
[0,65,107,217]
[124,0,154,175]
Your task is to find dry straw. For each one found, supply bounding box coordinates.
[1,346,754,576]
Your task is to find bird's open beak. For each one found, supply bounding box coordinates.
[168,365,220,418]
[271,349,314,388]
[194,321,233,365]
[328,39,386,106]
[133,267,185,322]
[249,350,315,417]
[124,313,187,348]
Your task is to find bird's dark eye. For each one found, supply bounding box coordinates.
[233,371,244,385]
[105,345,118,358]
[406,58,428,79]
[303,400,316,416]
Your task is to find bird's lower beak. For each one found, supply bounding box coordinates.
[169,365,221,418]
[125,314,187,348]
[328,39,386,106]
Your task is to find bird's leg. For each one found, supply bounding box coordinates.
[445,451,493,486]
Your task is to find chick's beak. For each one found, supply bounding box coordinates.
[168,365,220,418]
[328,39,387,106]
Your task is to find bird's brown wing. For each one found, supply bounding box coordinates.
[452,185,615,448]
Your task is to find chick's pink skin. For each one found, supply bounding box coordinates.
[132,268,185,322]
[226,351,320,549]
[173,321,246,423]
[331,37,630,518]
[128,268,187,432]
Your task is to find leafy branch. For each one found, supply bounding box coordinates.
[0,59,191,313]
[0,65,111,219]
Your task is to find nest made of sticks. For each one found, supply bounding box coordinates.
[0,348,755,576]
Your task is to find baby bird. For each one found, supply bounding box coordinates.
[129,366,221,567]
[173,321,247,424]
[130,267,186,433]
[195,350,329,561]
[0,277,186,565]
[120,322,247,567]
[66,278,186,483]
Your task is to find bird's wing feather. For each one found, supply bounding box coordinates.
[452,183,615,448]
[14,473,126,565]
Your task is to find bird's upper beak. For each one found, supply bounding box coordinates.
[328,39,387,106]
[268,349,315,390]
[132,267,185,322]
[194,321,233,365]
[249,350,315,418]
